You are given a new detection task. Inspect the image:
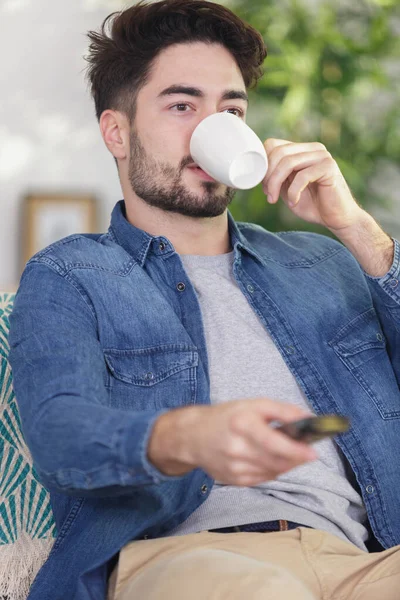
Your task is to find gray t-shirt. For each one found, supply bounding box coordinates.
[165,251,369,551]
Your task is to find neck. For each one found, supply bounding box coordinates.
[124,197,232,256]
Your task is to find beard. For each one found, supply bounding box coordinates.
[128,128,236,218]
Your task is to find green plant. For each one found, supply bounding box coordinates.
[226,0,400,237]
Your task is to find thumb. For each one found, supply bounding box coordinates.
[254,398,313,424]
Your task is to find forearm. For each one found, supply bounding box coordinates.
[24,400,175,496]
[329,209,395,277]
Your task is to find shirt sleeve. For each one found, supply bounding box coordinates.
[362,238,400,305]
[8,260,183,498]
[362,237,400,377]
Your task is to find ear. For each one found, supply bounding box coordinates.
[99,110,129,161]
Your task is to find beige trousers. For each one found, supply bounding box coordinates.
[108,527,400,600]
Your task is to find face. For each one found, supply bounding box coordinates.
[128,42,249,218]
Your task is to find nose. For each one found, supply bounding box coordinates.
[188,108,219,146]
[196,107,220,124]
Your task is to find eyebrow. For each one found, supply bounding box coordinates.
[157,85,249,104]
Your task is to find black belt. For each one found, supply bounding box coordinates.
[208,519,310,534]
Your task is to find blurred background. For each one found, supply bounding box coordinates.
[1,0,399,291]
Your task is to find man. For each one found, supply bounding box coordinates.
[8,1,400,599]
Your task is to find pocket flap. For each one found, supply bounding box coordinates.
[104,344,198,386]
[329,308,386,363]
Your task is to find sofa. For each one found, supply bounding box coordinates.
[0,293,56,600]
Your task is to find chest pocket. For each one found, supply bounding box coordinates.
[329,308,400,419]
[104,344,199,411]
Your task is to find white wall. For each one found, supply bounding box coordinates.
[0,0,127,290]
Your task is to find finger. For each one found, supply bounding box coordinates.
[247,416,317,463]
[265,428,317,461]
[264,150,329,203]
[263,142,327,191]
[229,464,286,486]
[230,404,316,461]
[253,398,313,424]
[223,456,296,485]
[286,159,337,207]
[264,138,293,154]
[249,445,315,477]
[231,448,315,488]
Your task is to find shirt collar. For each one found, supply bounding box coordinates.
[108,199,263,267]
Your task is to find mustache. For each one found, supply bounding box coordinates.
[179,155,194,173]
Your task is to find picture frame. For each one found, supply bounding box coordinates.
[23,193,98,267]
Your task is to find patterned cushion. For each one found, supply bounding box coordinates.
[0,293,56,600]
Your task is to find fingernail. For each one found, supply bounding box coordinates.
[267,194,273,204]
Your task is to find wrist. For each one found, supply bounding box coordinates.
[147,405,202,476]
[329,209,394,277]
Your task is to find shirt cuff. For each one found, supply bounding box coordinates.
[118,408,187,485]
[362,238,400,301]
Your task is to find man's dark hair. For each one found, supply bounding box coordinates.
[84,0,267,125]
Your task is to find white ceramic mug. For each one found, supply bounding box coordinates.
[189,112,268,190]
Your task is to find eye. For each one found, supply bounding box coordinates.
[171,103,192,112]
[223,108,244,118]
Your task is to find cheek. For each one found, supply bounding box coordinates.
[134,99,193,162]
[144,123,190,163]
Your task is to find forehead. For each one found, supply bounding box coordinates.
[145,42,246,96]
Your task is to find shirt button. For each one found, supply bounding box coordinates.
[285,345,295,355]
[159,242,166,251]
[389,279,398,289]
[201,484,208,494]
[177,282,186,292]
[366,485,375,494]
[145,372,154,380]
[376,333,383,342]
[143,534,150,539]
[247,284,255,293]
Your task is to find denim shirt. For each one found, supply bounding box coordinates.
[8,200,400,600]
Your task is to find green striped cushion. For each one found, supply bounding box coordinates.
[0,293,56,600]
